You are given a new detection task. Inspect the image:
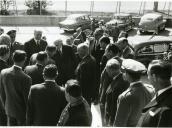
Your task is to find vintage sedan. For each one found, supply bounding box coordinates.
[106,13,135,31]
[59,14,92,31]
[138,13,166,34]
[130,36,172,67]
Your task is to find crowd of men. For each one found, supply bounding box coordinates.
[0,20,172,127]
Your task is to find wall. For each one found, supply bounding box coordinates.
[0,16,66,26]
[0,15,172,27]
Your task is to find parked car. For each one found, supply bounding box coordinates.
[129,36,172,67]
[106,13,135,31]
[59,14,95,31]
[138,13,166,34]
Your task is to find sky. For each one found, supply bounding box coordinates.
[10,1,171,13]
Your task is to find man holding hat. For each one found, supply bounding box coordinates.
[114,59,155,127]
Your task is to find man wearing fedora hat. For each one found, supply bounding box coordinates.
[114,59,155,127]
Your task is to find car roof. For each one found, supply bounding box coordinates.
[67,14,89,18]
[130,36,172,51]
[141,13,162,19]
[114,13,131,17]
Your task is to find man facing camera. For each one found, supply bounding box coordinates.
[0,50,32,126]
[26,64,67,126]
[24,30,47,65]
[58,79,92,126]
[137,60,172,127]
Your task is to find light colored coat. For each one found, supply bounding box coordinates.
[114,81,155,127]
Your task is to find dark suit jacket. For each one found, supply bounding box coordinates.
[26,81,67,126]
[137,87,172,127]
[0,66,32,121]
[8,41,24,66]
[52,45,77,86]
[0,59,8,73]
[24,63,44,85]
[58,98,92,126]
[105,73,129,126]
[24,38,47,65]
[0,59,8,125]
[29,53,55,65]
[75,55,96,105]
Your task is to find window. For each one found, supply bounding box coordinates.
[139,45,153,54]
[138,43,172,55]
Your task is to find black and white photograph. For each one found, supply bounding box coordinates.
[0,0,172,127]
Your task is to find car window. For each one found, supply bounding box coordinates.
[138,43,172,54]
[154,44,168,52]
[139,45,154,54]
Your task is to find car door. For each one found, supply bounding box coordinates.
[136,43,170,67]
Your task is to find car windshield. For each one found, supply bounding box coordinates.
[66,16,76,20]
[142,17,154,21]
[114,16,127,20]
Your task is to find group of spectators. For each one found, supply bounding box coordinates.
[0,20,171,127]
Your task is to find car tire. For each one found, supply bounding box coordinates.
[162,25,165,31]
[139,30,144,34]
[157,27,160,34]
[155,27,160,35]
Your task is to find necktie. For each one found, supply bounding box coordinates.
[36,40,40,46]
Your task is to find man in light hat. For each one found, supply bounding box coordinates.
[114,59,155,127]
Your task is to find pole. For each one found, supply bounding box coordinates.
[119,1,121,13]
[139,1,143,15]
[168,2,171,17]
[40,0,42,15]
[65,0,67,17]
[153,1,158,12]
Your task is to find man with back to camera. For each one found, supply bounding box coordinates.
[24,30,47,65]
[0,50,32,126]
[114,59,155,127]
[29,45,56,65]
[24,51,48,85]
[0,45,10,126]
[57,79,92,126]
[0,34,11,47]
[137,60,172,127]
[26,64,67,126]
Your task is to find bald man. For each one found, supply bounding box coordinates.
[104,58,129,126]
[24,30,47,65]
[52,39,77,86]
[75,43,96,106]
